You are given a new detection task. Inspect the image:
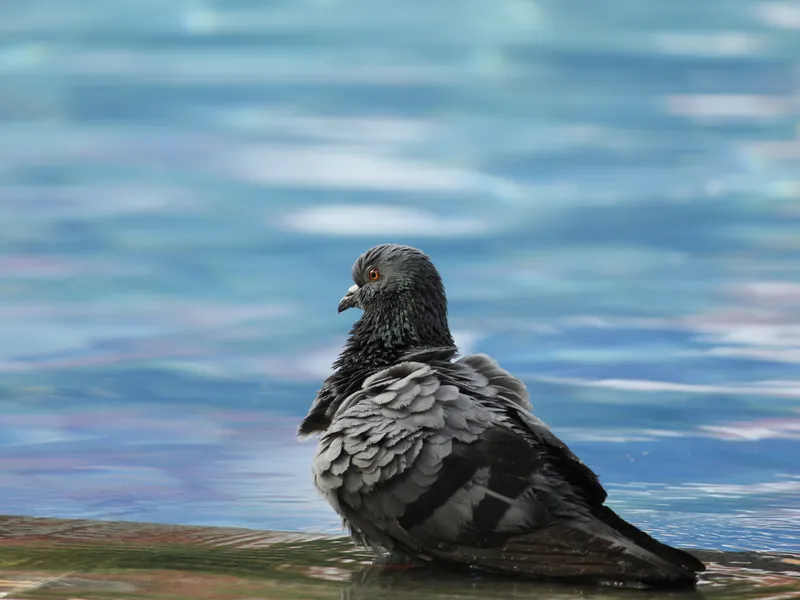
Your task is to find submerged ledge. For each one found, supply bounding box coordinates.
[0,515,798,599]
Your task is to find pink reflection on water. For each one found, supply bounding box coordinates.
[0,345,209,373]
[700,411,800,441]
[0,255,87,278]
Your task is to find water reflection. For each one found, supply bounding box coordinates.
[0,517,797,600]
[344,556,800,600]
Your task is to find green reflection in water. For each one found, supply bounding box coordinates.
[0,516,798,600]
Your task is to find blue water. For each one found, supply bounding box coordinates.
[1,0,799,554]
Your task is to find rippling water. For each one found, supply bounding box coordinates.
[1,0,799,555]
[1,517,799,599]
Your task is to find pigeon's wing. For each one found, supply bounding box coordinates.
[457,353,607,501]
[446,355,705,585]
[315,358,704,587]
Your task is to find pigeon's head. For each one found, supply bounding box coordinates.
[338,244,443,314]
[336,244,453,350]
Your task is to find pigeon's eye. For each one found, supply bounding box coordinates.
[367,267,381,281]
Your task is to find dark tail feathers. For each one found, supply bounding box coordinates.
[432,511,705,588]
[594,504,705,576]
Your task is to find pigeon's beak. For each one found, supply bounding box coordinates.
[338,284,360,313]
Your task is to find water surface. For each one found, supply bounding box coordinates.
[1,517,799,600]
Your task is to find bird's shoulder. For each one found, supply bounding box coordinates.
[298,347,459,438]
[331,350,525,413]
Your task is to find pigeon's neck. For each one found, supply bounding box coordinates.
[335,298,454,375]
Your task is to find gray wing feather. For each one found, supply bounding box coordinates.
[458,353,531,409]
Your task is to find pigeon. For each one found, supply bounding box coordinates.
[298,243,706,588]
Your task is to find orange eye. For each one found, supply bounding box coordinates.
[368,267,381,281]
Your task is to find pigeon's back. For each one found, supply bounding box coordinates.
[311,352,705,588]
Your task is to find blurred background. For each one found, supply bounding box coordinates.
[0,0,798,554]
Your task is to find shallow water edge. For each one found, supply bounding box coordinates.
[0,515,798,600]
